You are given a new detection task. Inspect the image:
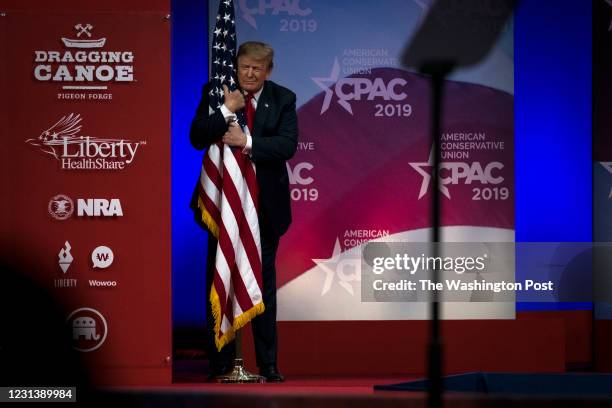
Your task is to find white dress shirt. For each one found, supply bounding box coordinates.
[220,86,263,155]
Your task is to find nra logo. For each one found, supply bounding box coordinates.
[78,198,123,217]
[49,196,123,219]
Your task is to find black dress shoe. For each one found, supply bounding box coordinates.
[259,365,285,382]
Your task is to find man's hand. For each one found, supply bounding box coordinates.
[223,85,245,113]
[222,121,247,148]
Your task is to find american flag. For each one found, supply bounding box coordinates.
[197,0,264,351]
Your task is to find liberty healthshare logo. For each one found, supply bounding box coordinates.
[26,113,145,170]
[312,57,410,117]
[34,23,134,100]
[49,195,124,220]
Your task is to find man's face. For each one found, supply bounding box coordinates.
[237,55,271,94]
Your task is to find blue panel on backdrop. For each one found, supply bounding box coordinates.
[171,0,209,327]
[514,0,592,311]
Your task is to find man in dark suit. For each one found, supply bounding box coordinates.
[189,41,297,382]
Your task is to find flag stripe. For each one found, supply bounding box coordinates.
[215,204,257,313]
[221,157,263,289]
[212,267,228,310]
[203,154,222,191]
[223,150,261,250]
[229,150,261,235]
[233,149,259,213]
[199,186,222,227]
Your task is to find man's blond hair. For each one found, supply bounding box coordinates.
[237,41,274,69]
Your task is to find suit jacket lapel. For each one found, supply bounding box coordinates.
[253,82,271,139]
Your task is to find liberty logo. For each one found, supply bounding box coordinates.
[59,241,73,274]
[26,113,145,171]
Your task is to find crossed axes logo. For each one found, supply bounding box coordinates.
[74,23,93,38]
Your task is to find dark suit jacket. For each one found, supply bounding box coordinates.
[189,80,298,237]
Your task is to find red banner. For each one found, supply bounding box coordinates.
[1,8,171,385]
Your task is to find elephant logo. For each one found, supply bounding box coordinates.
[72,317,101,341]
[66,307,108,352]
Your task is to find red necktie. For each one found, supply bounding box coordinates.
[245,93,255,132]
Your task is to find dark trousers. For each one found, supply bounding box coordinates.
[205,221,280,370]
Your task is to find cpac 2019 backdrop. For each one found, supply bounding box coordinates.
[172,0,593,332]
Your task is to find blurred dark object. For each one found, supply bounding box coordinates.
[0,257,94,405]
[402,0,515,72]
[401,2,516,407]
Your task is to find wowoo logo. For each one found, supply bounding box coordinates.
[238,0,312,29]
[26,113,145,170]
[410,147,504,199]
[91,246,114,269]
[312,58,408,115]
[89,280,117,287]
[33,23,135,91]
[49,195,123,219]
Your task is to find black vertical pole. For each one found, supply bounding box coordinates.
[401,2,515,405]
[426,63,452,408]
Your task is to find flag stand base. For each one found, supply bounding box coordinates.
[213,358,265,383]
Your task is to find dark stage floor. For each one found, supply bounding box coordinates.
[83,359,605,408]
